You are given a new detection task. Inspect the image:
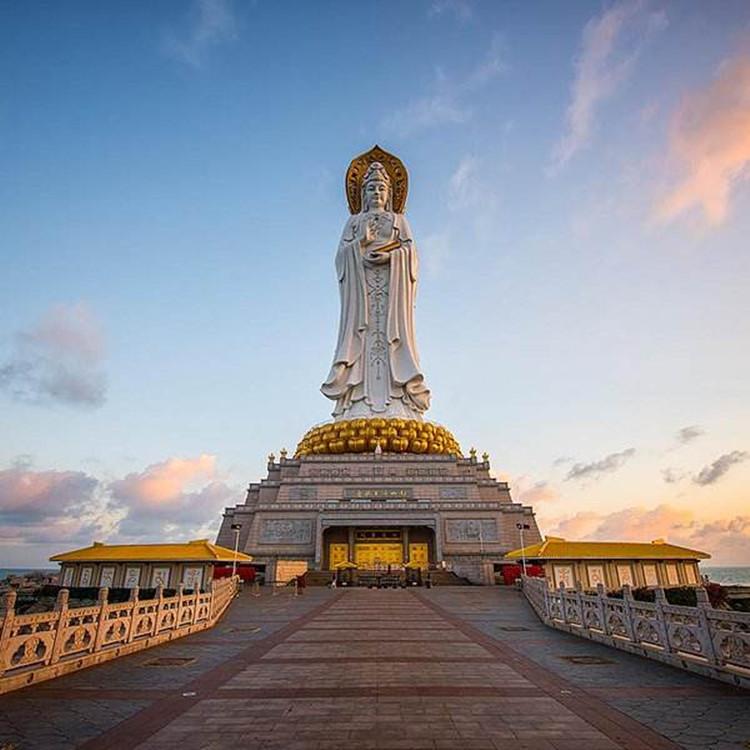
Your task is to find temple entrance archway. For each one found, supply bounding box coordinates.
[323,525,435,571]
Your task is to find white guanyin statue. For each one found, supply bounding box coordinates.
[321,149,431,421]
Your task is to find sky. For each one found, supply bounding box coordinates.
[1,0,750,568]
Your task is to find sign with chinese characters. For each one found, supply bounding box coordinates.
[643,564,659,587]
[182,567,204,591]
[151,567,171,587]
[617,564,634,587]
[445,519,498,543]
[62,567,74,587]
[344,487,412,500]
[553,565,574,588]
[587,565,605,588]
[260,519,313,544]
[79,567,93,587]
[666,563,679,586]
[124,566,141,589]
[99,566,115,587]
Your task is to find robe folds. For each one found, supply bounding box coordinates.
[321,211,431,419]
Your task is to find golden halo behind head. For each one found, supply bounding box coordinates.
[346,145,408,214]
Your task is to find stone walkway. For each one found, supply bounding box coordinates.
[0,587,748,749]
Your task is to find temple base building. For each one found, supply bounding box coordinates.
[216,446,540,585]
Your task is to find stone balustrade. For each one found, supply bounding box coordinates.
[522,576,750,689]
[0,575,239,695]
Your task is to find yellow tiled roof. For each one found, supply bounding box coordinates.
[50,539,253,563]
[504,536,710,561]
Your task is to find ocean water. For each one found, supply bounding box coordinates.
[700,566,750,585]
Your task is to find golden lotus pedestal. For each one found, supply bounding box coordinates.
[295,418,461,457]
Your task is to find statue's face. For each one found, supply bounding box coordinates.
[364,178,389,211]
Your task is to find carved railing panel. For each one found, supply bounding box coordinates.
[521,576,750,687]
[0,576,239,689]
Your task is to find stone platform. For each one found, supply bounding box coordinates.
[216,452,541,584]
[1,587,748,749]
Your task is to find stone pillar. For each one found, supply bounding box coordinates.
[433,519,443,563]
[348,527,355,563]
[314,518,323,567]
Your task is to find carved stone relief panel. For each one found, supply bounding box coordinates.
[288,486,318,501]
[445,519,499,543]
[260,519,313,544]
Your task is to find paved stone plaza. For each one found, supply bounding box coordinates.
[0,587,748,749]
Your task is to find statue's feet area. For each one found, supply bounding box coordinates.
[295,417,461,456]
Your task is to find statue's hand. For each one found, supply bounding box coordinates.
[365,250,390,265]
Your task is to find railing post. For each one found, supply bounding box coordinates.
[596,584,608,635]
[654,587,671,653]
[695,587,718,665]
[153,585,163,637]
[0,591,18,677]
[94,587,110,652]
[558,582,567,624]
[127,587,139,643]
[621,585,635,642]
[49,589,70,666]
[575,581,584,627]
[176,583,185,631]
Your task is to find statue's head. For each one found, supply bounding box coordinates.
[361,161,392,212]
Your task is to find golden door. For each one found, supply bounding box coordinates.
[408,542,429,569]
[328,543,349,570]
[354,543,403,569]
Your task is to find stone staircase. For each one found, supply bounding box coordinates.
[302,570,334,586]
[429,570,473,586]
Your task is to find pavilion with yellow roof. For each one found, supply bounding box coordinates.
[503,536,710,591]
[50,539,252,591]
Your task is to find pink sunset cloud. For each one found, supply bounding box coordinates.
[658,53,750,225]
[108,454,238,538]
[545,503,750,565]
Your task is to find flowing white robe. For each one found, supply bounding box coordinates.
[321,211,431,420]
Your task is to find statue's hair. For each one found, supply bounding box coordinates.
[361,162,392,211]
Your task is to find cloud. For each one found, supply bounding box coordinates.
[546,504,750,565]
[429,0,474,23]
[676,425,705,445]
[552,0,667,168]
[661,467,686,484]
[693,450,749,486]
[0,302,106,408]
[1,455,243,565]
[382,33,507,137]
[162,0,237,68]
[565,448,635,482]
[108,454,238,537]
[0,465,104,545]
[514,478,560,507]
[657,53,750,225]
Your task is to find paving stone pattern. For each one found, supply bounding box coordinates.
[0,586,747,749]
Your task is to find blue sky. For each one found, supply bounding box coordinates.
[2,0,750,567]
